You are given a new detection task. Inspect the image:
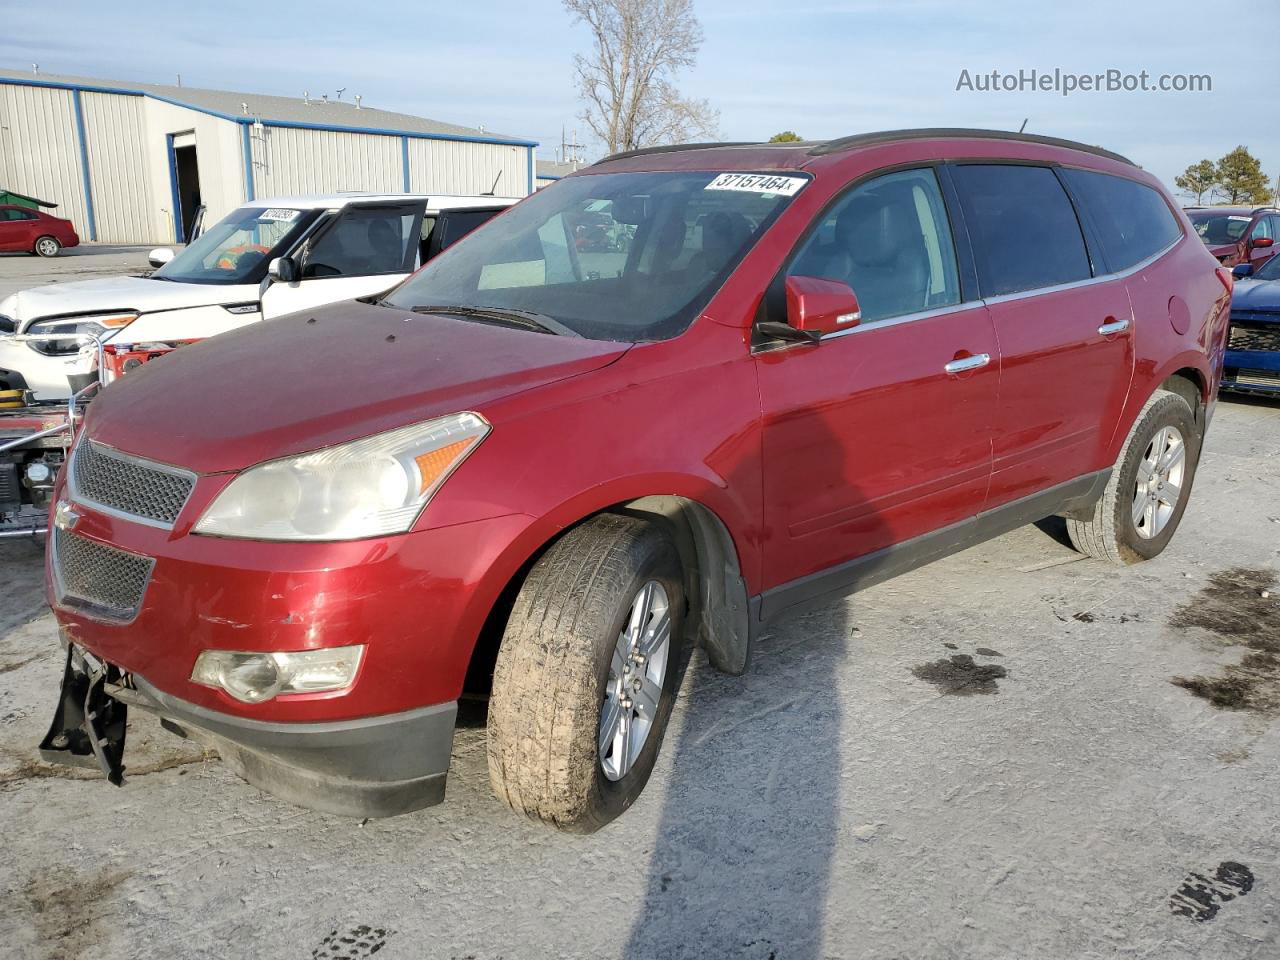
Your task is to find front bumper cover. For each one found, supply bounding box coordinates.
[40,639,458,818]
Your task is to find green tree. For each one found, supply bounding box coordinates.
[768,131,803,143]
[1174,159,1218,205]
[1216,146,1271,205]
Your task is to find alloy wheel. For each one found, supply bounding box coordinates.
[1132,424,1186,539]
[599,580,671,781]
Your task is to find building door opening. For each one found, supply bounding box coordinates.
[169,134,202,243]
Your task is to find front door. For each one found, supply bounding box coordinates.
[949,163,1134,508]
[261,202,425,319]
[756,167,998,614]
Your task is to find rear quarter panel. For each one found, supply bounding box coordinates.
[1111,232,1228,458]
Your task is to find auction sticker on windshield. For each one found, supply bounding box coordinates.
[258,208,301,221]
[704,173,807,196]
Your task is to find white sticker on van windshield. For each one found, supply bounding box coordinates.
[704,173,807,196]
[258,208,301,221]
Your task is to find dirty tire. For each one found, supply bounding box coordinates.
[487,513,685,833]
[1067,389,1200,564]
[34,236,61,258]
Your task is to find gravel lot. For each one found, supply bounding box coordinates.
[1,249,1278,959]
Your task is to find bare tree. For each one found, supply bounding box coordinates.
[565,0,719,154]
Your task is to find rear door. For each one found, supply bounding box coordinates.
[950,163,1134,510]
[756,166,998,611]
[261,201,425,319]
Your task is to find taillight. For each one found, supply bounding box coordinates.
[1215,266,1234,293]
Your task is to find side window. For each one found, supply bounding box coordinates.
[951,164,1092,297]
[1251,216,1274,241]
[1061,169,1182,271]
[4,208,35,221]
[787,167,960,323]
[301,205,420,279]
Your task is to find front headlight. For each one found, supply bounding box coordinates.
[191,645,365,703]
[193,412,490,541]
[25,313,137,356]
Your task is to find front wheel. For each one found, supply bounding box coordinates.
[487,514,686,832]
[1066,389,1200,564]
[34,236,61,258]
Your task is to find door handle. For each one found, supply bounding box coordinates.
[944,353,991,375]
[1098,317,1130,336]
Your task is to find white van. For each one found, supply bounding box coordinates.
[0,193,518,399]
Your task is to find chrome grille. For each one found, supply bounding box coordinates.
[52,528,154,621]
[70,440,195,526]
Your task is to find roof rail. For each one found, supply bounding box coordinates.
[1251,206,1280,214]
[593,141,760,165]
[807,128,1135,166]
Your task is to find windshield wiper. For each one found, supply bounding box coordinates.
[407,304,580,337]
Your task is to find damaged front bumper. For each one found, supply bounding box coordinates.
[40,639,458,818]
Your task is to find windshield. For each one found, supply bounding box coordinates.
[383,171,807,341]
[1189,212,1251,246]
[154,206,321,285]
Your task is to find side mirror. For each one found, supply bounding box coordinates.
[1253,236,1274,248]
[1233,263,1255,279]
[784,275,862,336]
[268,256,299,283]
[147,247,175,268]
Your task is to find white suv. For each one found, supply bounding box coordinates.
[0,193,517,399]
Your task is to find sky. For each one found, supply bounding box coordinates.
[5,0,1276,197]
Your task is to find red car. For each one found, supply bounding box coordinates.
[39,129,1230,830]
[1186,205,1279,269]
[0,204,79,257]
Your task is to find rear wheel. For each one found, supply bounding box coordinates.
[1066,389,1200,564]
[34,236,61,258]
[487,514,686,832]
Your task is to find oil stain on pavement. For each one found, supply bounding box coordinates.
[24,865,132,960]
[312,924,394,959]
[912,654,1007,695]
[1169,568,1280,715]
[1169,861,1255,922]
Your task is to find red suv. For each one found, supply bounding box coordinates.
[39,130,1230,831]
[0,204,80,257]
[1186,205,1280,270]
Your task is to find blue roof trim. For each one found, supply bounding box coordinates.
[253,116,537,148]
[71,90,98,241]
[241,125,255,201]
[0,76,538,148]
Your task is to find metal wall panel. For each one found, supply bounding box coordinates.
[252,127,401,197]
[408,139,530,197]
[0,84,89,239]
[81,92,153,243]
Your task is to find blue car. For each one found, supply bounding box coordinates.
[1224,256,1280,396]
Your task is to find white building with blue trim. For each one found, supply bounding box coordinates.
[0,68,538,245]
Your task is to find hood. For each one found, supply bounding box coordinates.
[85,301,631,473]
[1203,242,1236,260]
[1231,278,1280,314]
[6,275,257,328]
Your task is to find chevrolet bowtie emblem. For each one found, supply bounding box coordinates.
[53,501,80,531]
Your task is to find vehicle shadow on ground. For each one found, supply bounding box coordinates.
[625,414,889,960]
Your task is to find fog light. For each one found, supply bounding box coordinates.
[191,646,364,704]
